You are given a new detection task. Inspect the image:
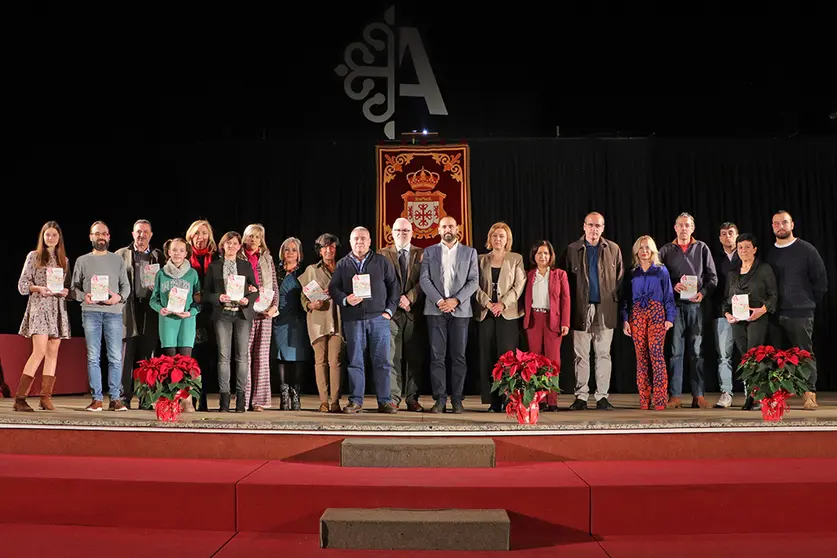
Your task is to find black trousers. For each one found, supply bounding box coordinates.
[770,315,817,391]
[427,314,469,404]
[121,299,159,405]
[477,314,519,404]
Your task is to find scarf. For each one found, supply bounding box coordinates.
[190,245,211,276]
[244,248,261,287]
[164,259,191,280]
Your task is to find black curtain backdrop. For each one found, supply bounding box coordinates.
[5,137,836,395]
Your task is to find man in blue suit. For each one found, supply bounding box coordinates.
[420,216,479,413]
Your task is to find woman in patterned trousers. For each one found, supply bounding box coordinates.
[621,236,677,410]
[242,224,279,412]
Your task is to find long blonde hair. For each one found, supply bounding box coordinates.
[631,235,661,269]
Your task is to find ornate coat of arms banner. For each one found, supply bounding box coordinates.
[376,143,472,249]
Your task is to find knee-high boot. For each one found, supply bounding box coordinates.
[39,375,56,411]
[13,374,35,412]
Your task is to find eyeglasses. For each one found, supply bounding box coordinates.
[393,229,411,233]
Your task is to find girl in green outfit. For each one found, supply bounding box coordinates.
[150,238,202,357]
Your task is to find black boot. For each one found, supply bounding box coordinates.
[219,392,230,413]
[741,396,755,411]
[235,390,246,413]
[197,391,208,412]
[280,384,291,410]
[290,385,301,411]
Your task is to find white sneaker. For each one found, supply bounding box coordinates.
[715,392,733,408]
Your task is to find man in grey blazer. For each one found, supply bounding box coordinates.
[420,216,479,413]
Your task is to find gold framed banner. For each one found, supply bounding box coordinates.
[376,143,472,249]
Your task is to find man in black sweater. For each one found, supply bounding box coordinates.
[766,210,828,410]
[329,226,399,414]
[712,222,740,408]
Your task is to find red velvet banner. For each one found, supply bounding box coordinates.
[376,144,472,249]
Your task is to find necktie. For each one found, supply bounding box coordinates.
[398,249,408,292]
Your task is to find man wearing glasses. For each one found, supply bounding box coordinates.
[562,212,624,410]
[71,221,131,411]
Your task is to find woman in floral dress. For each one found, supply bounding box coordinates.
[15,221,72,411]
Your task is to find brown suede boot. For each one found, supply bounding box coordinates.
[803,391,818,410]
[39,375,56,411]
[13,374,35,412]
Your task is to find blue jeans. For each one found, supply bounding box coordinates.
[344,315,392,406]
[82,311,124,401]
[714,318,734,394]
[669,303,705,397]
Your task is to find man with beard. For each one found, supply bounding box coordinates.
[765,210,827,410]
[420,216,479,414]
[71,221,131,411]
[115,219,163,409]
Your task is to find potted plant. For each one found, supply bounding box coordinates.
[133,354,202,421]
[736,345,813,421]
[490,349,560,424]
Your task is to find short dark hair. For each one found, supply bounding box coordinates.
[314,233,340,256]
[736,232,759,251]
[719,222,738,233]
[773,209,793,221]
[529,240,556,268]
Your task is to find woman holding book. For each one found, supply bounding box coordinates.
[203,231,259,413]
[723,233,777,410]
[14,221,72,412]
[300,233,343,413]
[242,224,279,411]
[273,237,312,410]
[149,238,202,410]
[621,236,677,411]
[185,219,218,411]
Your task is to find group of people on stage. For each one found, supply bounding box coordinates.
[8,208,827,415]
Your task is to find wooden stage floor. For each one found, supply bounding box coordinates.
[2,392,837,433]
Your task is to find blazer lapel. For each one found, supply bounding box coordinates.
[387,247,402,284]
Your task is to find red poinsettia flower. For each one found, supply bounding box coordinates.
[175,388,191,401]
[520,359,538,382]
[171,368,184,384]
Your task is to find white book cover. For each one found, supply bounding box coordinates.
[732,294,750,321]
[167,286,188,314]
[46,267,64,293]
[353,274,372,299]
[91,275,109,302]
[226,274,245,301]
[302,280,328,302]
[680,275,698,300]
[141,264,159,288]
[253,288,275,313]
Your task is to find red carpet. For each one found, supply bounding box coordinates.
[567,458,837,536]
[0,524,234,558]
[0,454,266,530]
[235,461,590,536]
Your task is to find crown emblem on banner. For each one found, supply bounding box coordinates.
[406,167,440,191]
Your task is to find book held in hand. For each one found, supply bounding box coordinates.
[253,288,275,313]
[732,294,750,321]
[167,286,188,314]
[302,280,328,302]
[680,275,698,300]
[141,264,160,288]
[91,275,109,302]
[46,268,64,294]
[352,274,371,299]
[225,274,246,301]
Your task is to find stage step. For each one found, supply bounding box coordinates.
[319,508,510,551]
[340,437,496,468]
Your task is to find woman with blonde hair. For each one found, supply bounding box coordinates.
[475,221,526,412]
[185,219,218,411]
[621,235,676,410]
[242,224,279,411]
[273,237,312,410]
[14,221,72,411]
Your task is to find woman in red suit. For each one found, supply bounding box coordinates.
[523,240,570,411]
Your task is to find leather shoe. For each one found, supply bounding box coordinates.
[378,402,398,414]
[451,400,465,414]
[429,400,446,413]
[405,399,424,412]
[741,396,755,411]
[596,398,615,410]
[568,398,588,410]
[342,402,363,414]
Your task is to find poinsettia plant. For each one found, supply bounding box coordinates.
[133,354,202,409]
[736,345,813,420]
[491,349,560,408]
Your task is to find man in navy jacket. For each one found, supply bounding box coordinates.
[329,226,399,413]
